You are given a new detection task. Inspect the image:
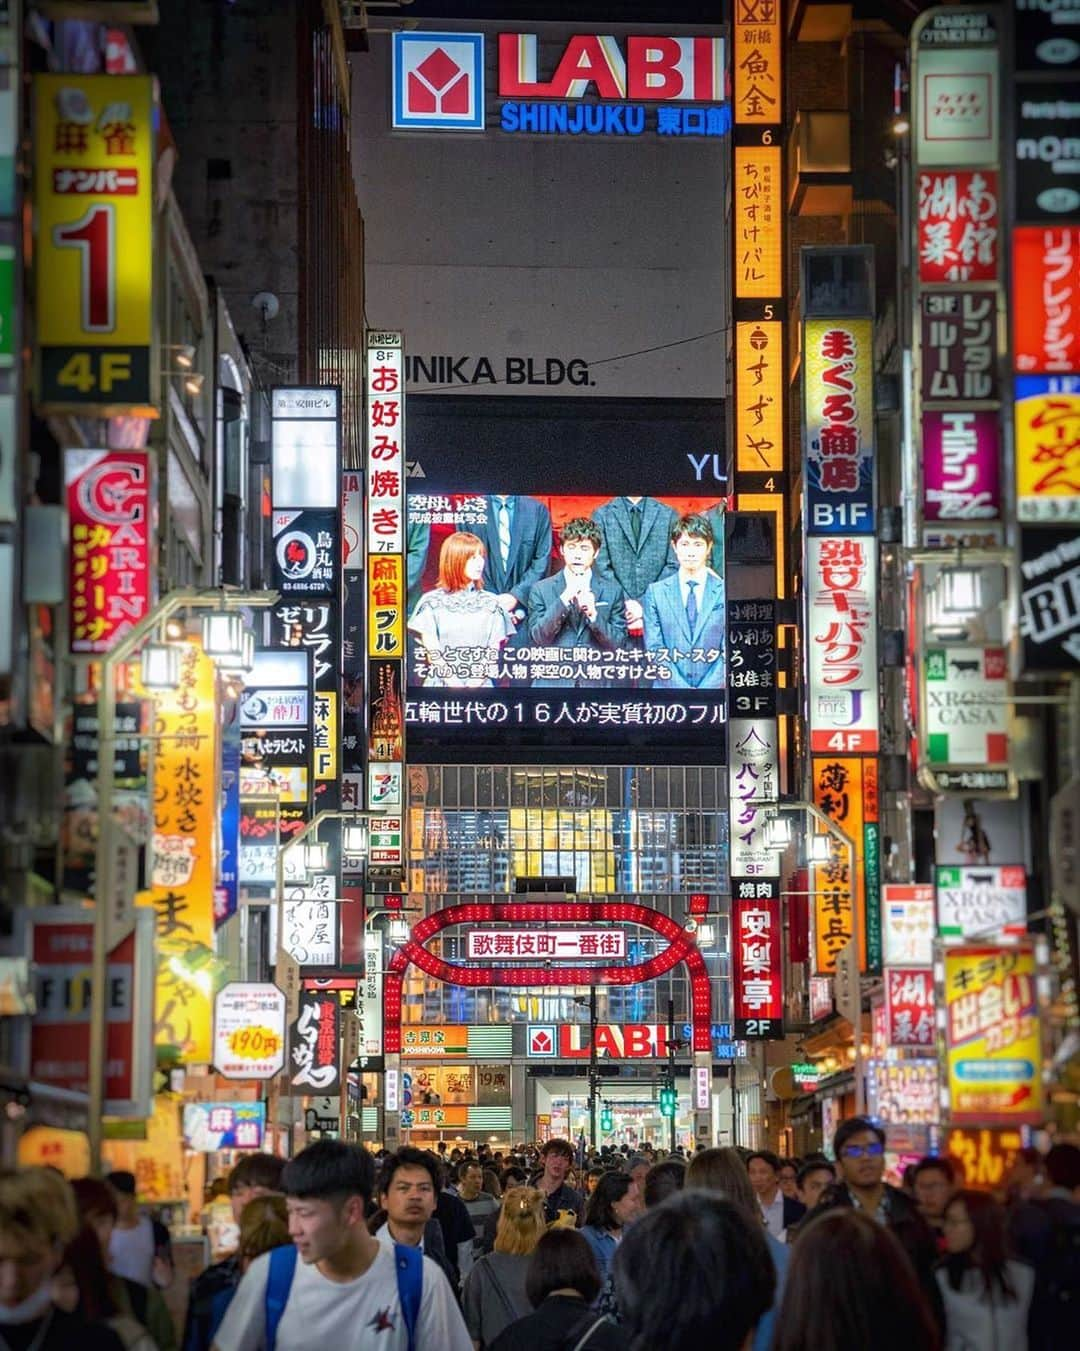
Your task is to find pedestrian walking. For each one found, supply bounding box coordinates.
[210,1140,470,1351]
[774,1207,942,1351]
[532,1142,584,1228]
[463,1186,547,1349]
[487,1231,619,1351]
[579,1171,641,1289]
[611,1191,774,1351]
[0,1166,125,1351]
[937,1190,1034,1350]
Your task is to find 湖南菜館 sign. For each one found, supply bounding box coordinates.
[212,982,287,1080]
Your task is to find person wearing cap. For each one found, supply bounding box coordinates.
[105,1172,173,1290]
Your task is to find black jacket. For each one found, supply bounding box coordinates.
[487,1296,621,1351]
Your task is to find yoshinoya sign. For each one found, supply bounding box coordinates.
[466,929,626,960]
[391,30,729,138]
[1019,526,1080,670]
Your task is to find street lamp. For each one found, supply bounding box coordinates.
[88,587,279,1173]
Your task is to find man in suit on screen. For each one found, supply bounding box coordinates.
[527,517,627,687]
[593,495,678,641]
[477,494,553,633]
[642,512,725,688]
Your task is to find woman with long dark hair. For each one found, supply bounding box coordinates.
[773,1208,942,1351]
[580,1171,641,1287]
[936,1190,1034,1349]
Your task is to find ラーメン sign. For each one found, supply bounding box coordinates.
[1014,375,1080,522]
[943,942,1043,1126]
[33,75,157,410]
[212,982,287,1080]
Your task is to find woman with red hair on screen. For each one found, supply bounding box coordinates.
[408,531,516,687]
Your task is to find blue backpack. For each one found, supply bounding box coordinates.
[264,1241,423,1351]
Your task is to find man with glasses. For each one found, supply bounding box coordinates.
[827,1118,918,1225]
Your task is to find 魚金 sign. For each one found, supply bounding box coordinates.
[34,75,156,410]
[944,943,1043,1125]
[732,0,781,126]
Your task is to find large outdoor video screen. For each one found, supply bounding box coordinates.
[403,398,728,753]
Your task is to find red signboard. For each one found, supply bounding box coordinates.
[732,881,783,1038]
[885,967,936,1049]
[28,908,152,1115]
[918,170,998,284]
[65,450,151,653]
[1013,227,1080,375]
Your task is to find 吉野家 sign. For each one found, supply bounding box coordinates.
[65,450,151,653]
[34,75,157,410]
[212,982,286,1081]
[466,929,625,961]
[944,943,1043,1126]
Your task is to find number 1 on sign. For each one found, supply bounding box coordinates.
[53,204,116,333]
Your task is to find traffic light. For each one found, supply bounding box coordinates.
[600,1105,614,1133]
[659,1084,677,1118]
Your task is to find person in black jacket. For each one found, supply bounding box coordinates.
[487,1229,619,1351]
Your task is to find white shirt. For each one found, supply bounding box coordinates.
[759,1190,786,1240]
[212,1242,472,1351]
[108,1215,156,1286]
[374,1221,424,1253]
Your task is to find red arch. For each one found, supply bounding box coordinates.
[384,900,713,1053]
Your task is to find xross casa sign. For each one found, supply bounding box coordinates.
[393,31,729,138]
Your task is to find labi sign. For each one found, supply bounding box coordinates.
[393,31,729,139]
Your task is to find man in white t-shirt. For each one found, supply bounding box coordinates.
[211,1140,471,1351]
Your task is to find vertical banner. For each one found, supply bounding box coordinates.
[287,989,341,1096]
[136,640,219,1062]
[803,316,876,535]
[806,535,879,753]
[732,879,784,1039]
[33,75,157,411]
[269,386,342,830]
[811,754,880,974]
[730,0,786,588]
[0,7,20,528]
[366,332,406,874]
[65,450,151,653]
[341,470,367,835]
[943,942,1043,1126]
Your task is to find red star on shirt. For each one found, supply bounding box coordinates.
[369,1308,396,1333]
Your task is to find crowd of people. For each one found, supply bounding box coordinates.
[2,1123,1078,1350]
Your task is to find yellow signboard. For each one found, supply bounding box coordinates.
[736,321,784,472]
[368,552,405,658]
[732,0,782,126]
[1014,378,1080,523]
[314,690,338,781]
[733,147,782,299]
[136,640,218,1063]
[33,75,156,411]
[944,944,1043,1125]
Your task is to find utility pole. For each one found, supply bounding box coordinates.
[666,996,677,1154]
[588,984,598,1151]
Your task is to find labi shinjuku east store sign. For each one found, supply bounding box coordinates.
[392,31,729,139]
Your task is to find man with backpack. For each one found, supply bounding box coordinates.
[1008,1142,1080,1351]
[210,1140,471,1351]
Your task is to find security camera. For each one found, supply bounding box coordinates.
[252,291,280,322]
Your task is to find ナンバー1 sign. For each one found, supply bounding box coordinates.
[213,982,287,1080]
